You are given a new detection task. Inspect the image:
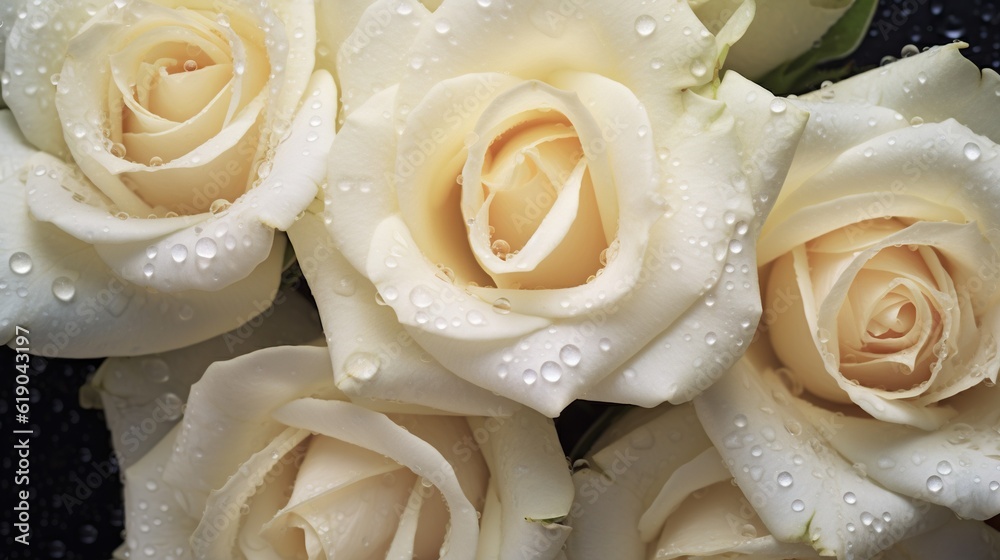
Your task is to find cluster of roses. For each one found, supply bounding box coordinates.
[2,0,999,558]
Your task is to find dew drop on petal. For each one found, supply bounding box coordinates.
[936,461,952,475]
[51,277,75,302]
[540,361,562,382]
[559,344,582,367]
[964,142,982,161]
[522,369,538,385]
[344,352,380,382]
[791,499,805,512]
[9,252,32,275]
[492,297,511,314]
[195,238,217,259]
[170,244,188,263]
[777,471,793,488]
[634,14,656,37]
[926,475,944,493]
[770,98,787,114]
[843,492,857,505]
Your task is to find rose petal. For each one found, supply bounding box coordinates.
[86,290,322,468]
[695,361,953,558]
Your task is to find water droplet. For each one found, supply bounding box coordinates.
[936,460,953,475]
[634,14,656,37]
[990,481,999,491]
[770,98,787,114]
[599,338,612,352]
[209,199,232,215]
[843,492,857,505]
[522,369,538,385]
[791,499,805,512]
[777,471,794,488]
[409,286,434,308]
[142,263,155,278]
[559,344,581,367]
[434,18,451,33]
[170,244,188,263]
[705,332,718,346]
[492,297,511,314]
[733,414,747,428]
[540,361,562,382]
[728,239,743,254]
[160,393,183,420]
[9,252,32,275]
[926,475,944,493]
[149,156,164,166]
[195,238,217,259]
[689,60,707,78]
[344,352,380,382]
[964,142,982,161]
[183,59,198,72]
[51,277,75,302]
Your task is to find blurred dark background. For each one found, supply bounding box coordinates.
[2,1,999,557]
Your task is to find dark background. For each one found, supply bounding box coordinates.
[2,1,999,557]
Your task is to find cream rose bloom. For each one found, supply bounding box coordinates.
[564,402,1000,559]
[687,45,1000,557]
[289,0,808,417]
[0,0,335,356]
[756,44,1000,429]
[92,339,573,559]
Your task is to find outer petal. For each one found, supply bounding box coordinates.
[84,290,322,468]
[794,383,1000,521]
[288,211,517,415]
[802,44,1000,143]
[470,410,572,559]
[0,116,291,357]
[2,0,90,157]
[882,517,1000,560]
[694,361,952,558]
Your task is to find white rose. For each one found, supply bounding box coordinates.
[0,0,336,356]
[94,341,573,559]
[691,45,1000,556]
[289,0,808,417]
[564,402,1000,559]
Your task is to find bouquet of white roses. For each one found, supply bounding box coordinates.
[2,0,998,558]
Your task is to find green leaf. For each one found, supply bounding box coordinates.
[758,0,879,95]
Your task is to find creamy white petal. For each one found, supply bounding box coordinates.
[469,410,572,559]
[695,361,952,557]
[2,0,91,157]
[802,44,1000,143]
[336,0,432,117]
[794,383,1000,520]
[271,398,481,559]
[1,161,288,357]
[85,290,322,468]
[118,426,198,560]
[881,517,1000,559]
[162,346,341,518]
[288,211,517,415]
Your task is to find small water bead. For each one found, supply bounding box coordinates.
[733,414,747,428]
[791,499,805,512]
[110,142,127,158]
[559,344,582,367]
[777,471,794,488]
[143,263,155,278]
[160,393,184,420]
[195,238,217,259]
[769,98,787,114]
[434,18,451,34]
[522,369,538,385]
[491,239,511,259]
[990,481,999,491]
[877,456,896,469]
[860,511,875,526]
[540,361,562,382]
[936,460,953,475]
[51,277,75,302]
[344,352,380,382]
[843,492,857,505]
[964,142,982,161]
[170,244,188,263]
[926,475,944,493]
[149,156,164,166]
[634,14,656,36]
[599,338,611,352]
[9,252,33,275]
[409,286,433,308]
[750,445,763,457]
[689,60,707,78]
[209,199,232,215]
[492,297,511,314]
[705,332,718,346]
